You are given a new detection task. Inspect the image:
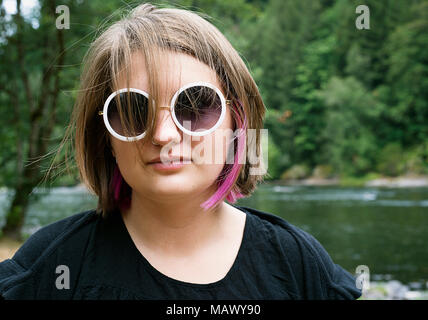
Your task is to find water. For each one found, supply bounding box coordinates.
[0,185,97,236]
[236,183,428,291]
[1,182,427,291]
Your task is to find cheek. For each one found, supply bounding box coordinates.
[191,107,235,166]
[112,140,139,172]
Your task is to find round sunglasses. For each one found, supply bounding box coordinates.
[99,81,231,142]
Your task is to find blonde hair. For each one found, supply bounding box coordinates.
[59,3,266,216]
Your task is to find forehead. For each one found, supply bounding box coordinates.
[115,50,221,95]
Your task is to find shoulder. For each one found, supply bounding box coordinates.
[12,209,98,270]
[238,205,312,256]
[238,205,362,300]
[0,209,99,299]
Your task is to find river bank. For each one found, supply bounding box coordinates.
[276,174,428,188]
[0,237,22,261]
[361,281,428,300]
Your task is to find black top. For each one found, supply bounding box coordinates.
[0,205,361,300]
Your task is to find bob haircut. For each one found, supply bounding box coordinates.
[62,3,266,217]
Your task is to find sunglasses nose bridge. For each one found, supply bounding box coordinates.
[155,106,175,129]
[151,105,181,145]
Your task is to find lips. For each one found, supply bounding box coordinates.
[147,156,192,164]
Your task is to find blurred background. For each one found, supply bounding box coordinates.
[0,0,427,299]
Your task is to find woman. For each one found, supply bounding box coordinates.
[0,3,361,300]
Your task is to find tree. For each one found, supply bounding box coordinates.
[382,0,428,146]
[317,76,382,176]
[247,0,323,110]
[0,0,68,239]
[0,0,119,239]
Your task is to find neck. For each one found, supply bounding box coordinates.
[121,186,227,255]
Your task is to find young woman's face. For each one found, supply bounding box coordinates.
[110,51,234,202]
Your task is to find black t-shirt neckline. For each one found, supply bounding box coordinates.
[114,206,251,289]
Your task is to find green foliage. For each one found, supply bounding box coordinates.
[265,135,282,180]
[376,142,428,176]
[8,205,23,227]
[382,1,428,145]
[280,164,311,180]
[376,143,405,177]
[256,0,428,179]
[312,165,335,179]
[402,145,428,175]
[249,0,323,110]
[317,76,381,176]
[339,172,382,187]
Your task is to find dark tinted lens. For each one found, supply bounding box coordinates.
[174,86,222,132]
[107,91,149,137]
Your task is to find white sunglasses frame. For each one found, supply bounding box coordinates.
[99,81,230,142]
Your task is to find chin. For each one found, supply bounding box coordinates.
[146,175,199,191]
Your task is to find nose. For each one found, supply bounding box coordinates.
[151,106,181,145]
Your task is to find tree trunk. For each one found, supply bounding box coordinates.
[1,182,34,241]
